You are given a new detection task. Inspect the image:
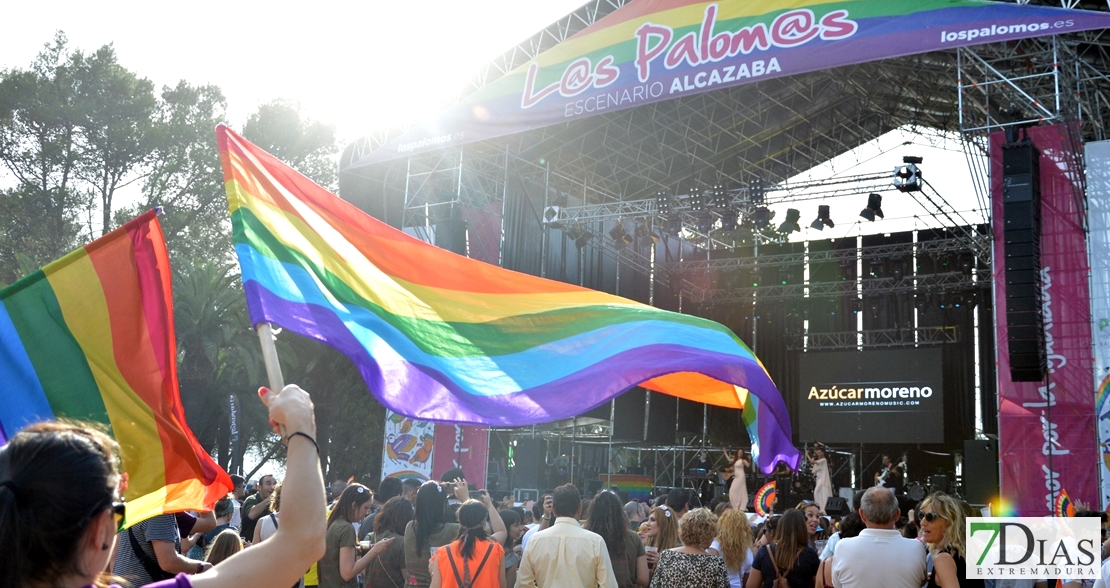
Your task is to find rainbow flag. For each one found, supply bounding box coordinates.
[1054,489,1075,518]
[219,126,799,473]
[0,210,232,525]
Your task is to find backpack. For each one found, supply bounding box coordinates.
[769,545,790,588]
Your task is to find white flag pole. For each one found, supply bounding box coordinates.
[256,323,286,392]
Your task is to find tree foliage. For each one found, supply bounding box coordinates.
[0,33,387,482]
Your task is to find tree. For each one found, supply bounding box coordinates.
[73,45,158,236]
[0,33,88,283]
[243,99,339,191]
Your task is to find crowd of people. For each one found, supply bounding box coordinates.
[2,385,1109,588]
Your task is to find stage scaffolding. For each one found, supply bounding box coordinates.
[490,419,743,496]
[340,3,1110,498]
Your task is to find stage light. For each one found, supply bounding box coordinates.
[914,293,930,311]
[609,223,633,248]
[952,293,964,308]
[752,207,771,229]
[688,188,710,212]
[893,156,923,193]
[635,220,660,244]
[868,297,881,319]
[566,227,592,249]
[778,266,792,285]
[868,258,883,278]
[838,258,856,281]
[718,209,739,231]
[696,214,714,234]
[748,177,765,205]
[810,204,834,230]
[656,190,672,214]
[778,208,801,234]
[711,184,730,209]
[543,205,560,223]
[860,193,883,221]
[890,254,905,281]
[847,297,861,314]
[959,254,974,275]
[751,267,761,287]
[938,292,948,310]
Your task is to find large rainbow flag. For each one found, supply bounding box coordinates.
[219,126,799,473]
[0,210,232,525]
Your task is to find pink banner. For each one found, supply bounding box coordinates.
[431,423,490,487]
[992,125,1097,515]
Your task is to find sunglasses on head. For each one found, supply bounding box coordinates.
[920,512,944,523]
[109,501,127,531]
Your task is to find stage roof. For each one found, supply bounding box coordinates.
[340,0,1110,207]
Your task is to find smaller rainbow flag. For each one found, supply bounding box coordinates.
[0,210,232,526]
[754,481,776,516]
[607,474,654,501]
[1054,489,1075,518]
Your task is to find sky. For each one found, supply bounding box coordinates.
[0,0,587,144]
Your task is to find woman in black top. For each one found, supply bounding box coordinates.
[919,493,985,588]
[746,509,819,588]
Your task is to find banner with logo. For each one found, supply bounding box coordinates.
[347,1,1110,168]
[381,409,490,485]
[966,517,1100,579]
[992,126,1097,516]
[1086,140,1110,509]
[798,348,944,444]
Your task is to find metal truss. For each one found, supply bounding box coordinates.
[957,32,1110,226]
[787,326,960,351]
[683,269,990,304]
[344,2,1110,291]
[671,236,976,271]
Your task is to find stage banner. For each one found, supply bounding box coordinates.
[1086,140,1110,509]
[347,1,1110,168]
[992,126,1097,516]
[381,409,490,485]
[431,423,490,486]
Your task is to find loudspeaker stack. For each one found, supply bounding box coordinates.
[1001,140,1046,382]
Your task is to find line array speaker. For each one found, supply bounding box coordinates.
[512,439,543,491]
[1001,141,1046,382]
[963,439,999,506]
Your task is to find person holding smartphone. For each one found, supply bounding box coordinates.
[520,494,554,552]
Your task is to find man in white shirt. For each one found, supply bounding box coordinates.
[228,474,245,530]
[516,484,618,588]
[832,487,926,588]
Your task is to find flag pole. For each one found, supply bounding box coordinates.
[257,323,286,392]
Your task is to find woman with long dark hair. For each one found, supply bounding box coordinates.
[366,496,414,588]
[497,508,525,588]
[319,484,395,588]
[405,480,465,588]
[0,384,326,588]
[429,500,505,588]
[746,509,819,588]
[586,490,648,588]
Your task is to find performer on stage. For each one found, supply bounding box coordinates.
[807,444,832,515]
[876,454,904,494]
[722,447,752,511]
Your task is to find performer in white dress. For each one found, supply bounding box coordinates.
[808,445,833,515]
[723,447,753,511]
